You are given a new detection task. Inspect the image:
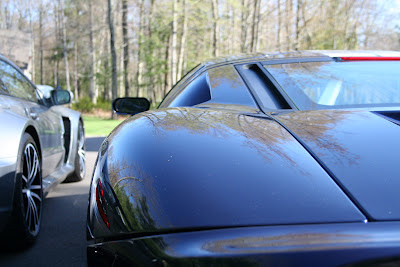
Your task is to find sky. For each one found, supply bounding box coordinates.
[384,0,400,28]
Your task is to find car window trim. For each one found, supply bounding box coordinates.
[235,63,295,113]
[255,62,298,110]
[259,57,333,65]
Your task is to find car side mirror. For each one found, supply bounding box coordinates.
[112,97,150,115]
[51,89,71,105]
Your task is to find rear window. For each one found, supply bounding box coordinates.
[265,61,400,110]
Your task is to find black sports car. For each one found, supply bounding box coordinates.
[87,51,400,266]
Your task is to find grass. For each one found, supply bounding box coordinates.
[83,116,124,136]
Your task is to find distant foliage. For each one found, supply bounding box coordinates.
[72,97,112,112]
[72,97,95,112]
[95,97,112,111]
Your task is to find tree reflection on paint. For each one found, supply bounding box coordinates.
[107,158,165,231]
[142,107,303,170]
[277,110,360,167]
[103,106,361,240]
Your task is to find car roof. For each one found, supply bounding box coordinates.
[313,50,400,57]
[201,50,400,67]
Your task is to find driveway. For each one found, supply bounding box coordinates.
[0,136,105,266]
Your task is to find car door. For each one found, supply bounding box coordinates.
[0,59,64,178]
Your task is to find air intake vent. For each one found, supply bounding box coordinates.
[62,117,71,163]
[373,111,400,126]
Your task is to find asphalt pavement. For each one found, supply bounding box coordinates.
[0,136,105,267]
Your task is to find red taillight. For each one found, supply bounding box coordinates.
[339,57,400,61]
[96,180,110,229]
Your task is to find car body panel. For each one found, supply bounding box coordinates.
[87,222,400,266]
[0,96,27,159]
[276,109,400,221]
[88,107,366,239]
[37,84,85,171]
[0,55,84,235]
[0,97,29,232]
[50,105,82,167]
[21,99,65,178]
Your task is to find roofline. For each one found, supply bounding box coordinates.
[200,50,400,68]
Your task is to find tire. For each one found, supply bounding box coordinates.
[3,133,43,248]
[65,121,85,182]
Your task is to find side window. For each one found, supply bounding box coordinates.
[168,72,211,107]
[0,78,8,95]
[0,60,37,102]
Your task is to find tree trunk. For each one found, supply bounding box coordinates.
[276,0,281,51]
[241,0,248,52]
[171,0,178,85]
[39,5,43,84]
[89,0,97,103]
[211,0,219,57]
[147,0,155,104]
[122,0,129,97]
[250,0,260,52]
[53,3,59,87]
[108,0,118,119]
[254,0,261,51]
[74,41,79,100]
[136,0,144,97]
[295,0,301,50]
[285,0,293,51]
[28,0,35,82]
[60,0,71,91]
[177,0,187,81]
[164,32,171,97]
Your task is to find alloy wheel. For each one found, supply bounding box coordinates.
[22,143,42,236]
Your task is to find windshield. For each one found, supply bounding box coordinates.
[265,61,400,110]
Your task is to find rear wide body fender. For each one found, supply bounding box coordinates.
[88,107,366,240]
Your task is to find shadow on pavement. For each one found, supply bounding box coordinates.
[0,192,88,266]
[85,136,105,152]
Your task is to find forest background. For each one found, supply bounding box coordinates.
[0,0,399,114]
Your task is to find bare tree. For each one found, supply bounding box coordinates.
[285,0,293,51]
[276,0,281,51]
[122,0,129,97]
[38,3,43,84]
[250,0,261,52]
[107,0,117,118]
[211,0,219,57]
[88,0,97,103]
[177,0,187,81]
[171,0,178,85]
[60,0,71,91]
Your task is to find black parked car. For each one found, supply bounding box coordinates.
[87,51,400,266]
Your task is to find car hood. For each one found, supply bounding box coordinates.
[98,107,367,236]
[276,109,400,221]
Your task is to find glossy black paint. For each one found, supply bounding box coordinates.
[112,97,150,115]
[88,222,400,266]
[88,52,400,265]
[276,109,400,221]
[88,107,367,240]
